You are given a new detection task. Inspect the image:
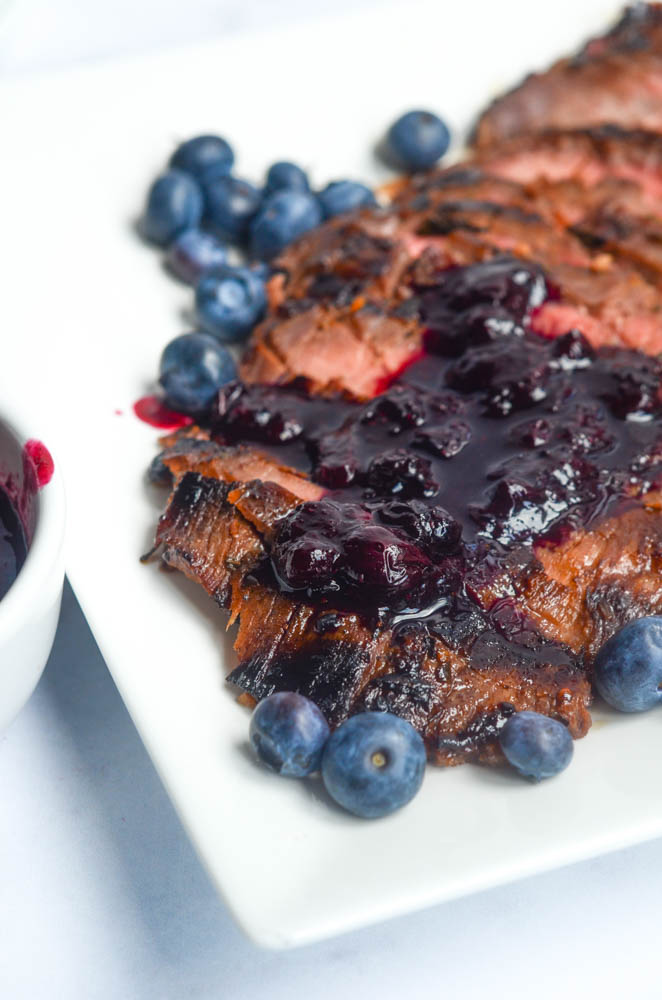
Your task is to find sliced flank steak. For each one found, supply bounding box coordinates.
[148,3,662,768]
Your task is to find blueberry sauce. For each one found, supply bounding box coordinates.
[24,440,54,488]
[208,258,662,633]
[0,487,27,601]
[134,395,194,431]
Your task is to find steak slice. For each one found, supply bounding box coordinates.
[154,471,594,765]
[473,4,662,146]
[151,434,324,502]
[474,127,662,205]
[242,184,662,396]
[240,302,423,399]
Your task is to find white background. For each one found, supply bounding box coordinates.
[1,1,662,997]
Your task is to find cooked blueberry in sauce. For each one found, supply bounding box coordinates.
[421,257,549,319]
[0,488,26,601]
[376,500,461,557]
[364,449,438,499]
[271,498,433,608]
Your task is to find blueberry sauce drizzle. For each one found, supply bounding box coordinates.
[207,258,662,641]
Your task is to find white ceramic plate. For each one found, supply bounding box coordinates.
[3,0,661,949]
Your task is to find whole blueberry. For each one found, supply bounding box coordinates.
[321,712,426,819]
[169,134,234,184]
[158,331,237,414]
[499,711,573,781]
[594,617,662,712]
[265,161,310,195]
[142,170,203,246]
[250,692,330,777]
[203,176,262,243]
[195,265,267,342]
[318,180,377,219]
[387,110,450,171]
[250,260,272,283]
[250,190,323,261]
[166,228,228,284]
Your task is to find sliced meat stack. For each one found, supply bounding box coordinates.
[149,3,662,765]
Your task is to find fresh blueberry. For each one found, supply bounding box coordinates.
[594,617,662,712]
[265,161,310,195]
[195,265,267,342]
[142,170,203,246]
[386,110,451,171]
[166,229,228,285]
[318,180,377,219]
[250,261,272,283]
[249,692,330,777]
[158,331,237,414]
[169,134,234,184]
[499,711,573,781]
[321,712,426,818]
[203,176,262,243]
[250,190,323,261]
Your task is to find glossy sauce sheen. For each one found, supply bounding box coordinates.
[0,488,27,601]
[209,259,662,639]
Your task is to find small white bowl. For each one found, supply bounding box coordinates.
[0,411,65,731]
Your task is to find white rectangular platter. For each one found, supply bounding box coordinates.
[3,0,661,949]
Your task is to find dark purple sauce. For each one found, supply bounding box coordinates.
[0,487,27,601]
[207,258,662,638]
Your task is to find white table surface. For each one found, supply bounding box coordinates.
[2,2,662,997]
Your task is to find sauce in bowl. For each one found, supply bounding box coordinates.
[0,487,27,601]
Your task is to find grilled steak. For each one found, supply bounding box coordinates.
[148,4,662,766]
[151,287,662,762]
[155,470,595,765]
[474,4,662,146]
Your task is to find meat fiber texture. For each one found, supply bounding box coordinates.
[474,3,662,145]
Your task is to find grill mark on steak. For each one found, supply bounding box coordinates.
[473,5,662,145]
[415,199,546,235]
